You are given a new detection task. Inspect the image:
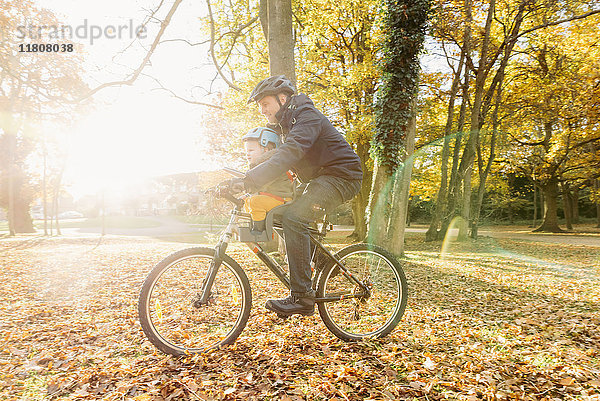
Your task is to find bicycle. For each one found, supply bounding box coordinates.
[138,170,408,356]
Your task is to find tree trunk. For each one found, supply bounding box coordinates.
[595,179,600,228]
[366,163,393,246]
[368,0,430,246]
[540,184,545,223]
[14,200,34,233]
[534,178,563,232]
[426,51,465,242]
[471,131,496,238]
[5,129,35,234]
[561,182,573,230]
[260,0,296,84]
[471,81,501,238]
[350,141,372,241]
[43,141,48,235]
[52,164,66,236]
[571,187,579,224]
[463,0,494,216]
[388,108,417,256]
[458,0,498,241]
[3,81,23,237]
[459,165,473,240]
[531,185,538,228]
[52,191,59,236]
[7,131,16,236]
[443,64,470,237]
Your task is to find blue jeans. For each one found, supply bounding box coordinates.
[281,175,362,295]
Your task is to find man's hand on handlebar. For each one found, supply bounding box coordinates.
[218,178,246,195]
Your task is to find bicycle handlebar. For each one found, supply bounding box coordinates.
[221,191,245,208]
[222,167,245,178]
[205,185,245,209]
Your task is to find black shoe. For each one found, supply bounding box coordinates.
[265,293,315,317]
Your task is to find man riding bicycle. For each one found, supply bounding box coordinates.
[229,75,363,317]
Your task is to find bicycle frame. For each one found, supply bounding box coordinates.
[198,199,371,305]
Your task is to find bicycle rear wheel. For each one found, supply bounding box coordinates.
[138,247,252,355]
[317,243,407,341]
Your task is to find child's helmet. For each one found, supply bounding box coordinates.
[247,75,296,104]
[242,127,281,148]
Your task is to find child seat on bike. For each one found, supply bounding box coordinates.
[238,201,292,242]
[237,182,321,243]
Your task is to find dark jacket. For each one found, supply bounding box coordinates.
[245,94,363,191]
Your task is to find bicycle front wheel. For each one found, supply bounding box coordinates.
[317,243,407,341]
[138,247,252,355]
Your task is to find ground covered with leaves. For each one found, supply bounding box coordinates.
[0,232,599,400]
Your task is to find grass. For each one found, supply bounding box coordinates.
[0,216,163,233]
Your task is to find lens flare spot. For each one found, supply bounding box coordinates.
[441,216,468,259]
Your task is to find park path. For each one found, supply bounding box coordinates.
[12,219,600,247]
[330,224,600,247]
[401,225,600,247]
[56,216,216,237]
[478,227,600,247]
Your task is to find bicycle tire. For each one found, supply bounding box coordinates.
[138,247,252,355]
[317,243,407,341]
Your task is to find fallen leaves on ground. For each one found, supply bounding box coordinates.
[0,233,598,400]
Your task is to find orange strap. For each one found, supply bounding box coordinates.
[258,192,290,203]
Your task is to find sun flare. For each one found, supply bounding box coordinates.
[65,88,221,200]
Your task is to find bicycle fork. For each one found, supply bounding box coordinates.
[196,210,239,305]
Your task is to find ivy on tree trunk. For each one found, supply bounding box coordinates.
[367,0,430,250]
[371,0,430,171]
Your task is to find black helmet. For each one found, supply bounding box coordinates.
[247,75,295,104]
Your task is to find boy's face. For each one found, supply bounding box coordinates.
[257,94,288,124]
[244,140,265,164]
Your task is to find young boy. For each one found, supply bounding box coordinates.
[242,127,294,233]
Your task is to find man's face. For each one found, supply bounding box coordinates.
[244,140,265,164]
[257,94,287,124]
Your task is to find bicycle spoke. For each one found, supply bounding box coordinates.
[139,248,251,355]
[318,244,407,340]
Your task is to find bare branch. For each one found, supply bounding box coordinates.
[568,135,600,151]
[142,73,224,109]
[113,0,167,61]
[77,0,184,102]
[205,0,257,92]
[509,134,547,147]
[159,38,212,46]
[153,89,224,109]
[518,9,600,38]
